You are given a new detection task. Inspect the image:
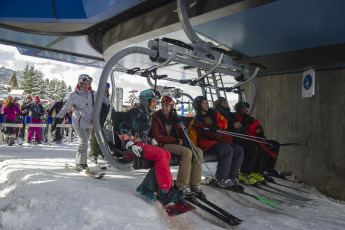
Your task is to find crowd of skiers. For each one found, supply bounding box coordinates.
[0,94,73,146]
[1,74,282,206]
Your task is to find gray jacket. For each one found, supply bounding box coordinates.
[57,87,98,129]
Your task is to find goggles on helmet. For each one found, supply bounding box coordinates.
[161,96,173,104]
[161,96,175,107]
[79,74,93,84]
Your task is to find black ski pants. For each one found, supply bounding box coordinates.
[235,138,263,175]
[260,140,280,174]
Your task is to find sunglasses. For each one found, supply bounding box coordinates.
[80,74,93,83]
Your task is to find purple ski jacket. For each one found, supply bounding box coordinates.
[1,104,23,120]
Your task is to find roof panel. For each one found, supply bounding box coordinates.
[194,0,345,57]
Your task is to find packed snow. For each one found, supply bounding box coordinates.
[1,141,345,230]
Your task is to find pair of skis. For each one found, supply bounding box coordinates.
[255,184,311,202]
[185,194,242,226]
[202,177,283,210]
[158,193,242,226]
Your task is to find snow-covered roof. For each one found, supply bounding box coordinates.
[9,89,25,95]
[0,84,11,88]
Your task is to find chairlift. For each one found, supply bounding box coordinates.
[93,0,266,170]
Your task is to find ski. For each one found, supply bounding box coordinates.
[163,200,196,217]
[193,193,243,222]
[270,175,330,190]
[201,178,283,210]
[254,183,311,201]
[265,177,312,194]
[185,196,241,226]
[65,163,105,179]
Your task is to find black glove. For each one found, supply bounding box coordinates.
[52,117,63,131]
[209,125,220,132]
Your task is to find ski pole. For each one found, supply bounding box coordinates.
[278,141,311,147]
[198,126,269,145]
[196,126,277,158]
[181,127,219,183]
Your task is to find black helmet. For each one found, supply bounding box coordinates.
[192,96,207,111]
[234,101,250,112]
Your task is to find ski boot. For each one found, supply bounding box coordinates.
[158,187,185,205]
[8,137,15,146]
[230,177,245,192]
[35,140,42,145]
[267,169,286,179]
[178,185,193,196]
[76,164,89,172]
[250,173,265,183]
[136,184,157,202]
[191,185,206,198]
[239,173,258,185]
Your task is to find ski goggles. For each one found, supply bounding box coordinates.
[161,96,173,104]
[79,74,93,83]
[161,96,175,107]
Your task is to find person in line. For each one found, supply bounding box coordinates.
[24,95,45,144]
[40,105,49,142]
[89,83,110,164]
[188,96,244,189]
[1,95,23,145]
[150,95,204,196]
[53,74,100,171]
[118,89,184,204]
[48,98,72,142]
[20,95,33,139]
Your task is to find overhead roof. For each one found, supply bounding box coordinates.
[0,0,345,75]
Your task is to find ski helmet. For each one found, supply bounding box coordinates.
[106,83,110,88]
[161,95,175,108]
[139,89,160,107]
[192,96,207,111]
[234,101,250,112]
[78,74,92,86]
[26,94,32,99]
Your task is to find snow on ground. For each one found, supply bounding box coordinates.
[1,141,345,230]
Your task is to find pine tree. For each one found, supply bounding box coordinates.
[68,85,72,92]
[39,78,48,99]
[20,64,35,94]
[8,72,18,89]
[45,79,54,100]
[59,80,68,99]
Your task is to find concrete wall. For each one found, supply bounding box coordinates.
[242,68,345,201]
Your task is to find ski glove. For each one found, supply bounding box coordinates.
[52,117,63,131]
[151,138,158,146]
[126,141,144,157]
[209,125,220,132]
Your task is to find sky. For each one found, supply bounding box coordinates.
[0,43,238,107]
[0,141,345,230]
